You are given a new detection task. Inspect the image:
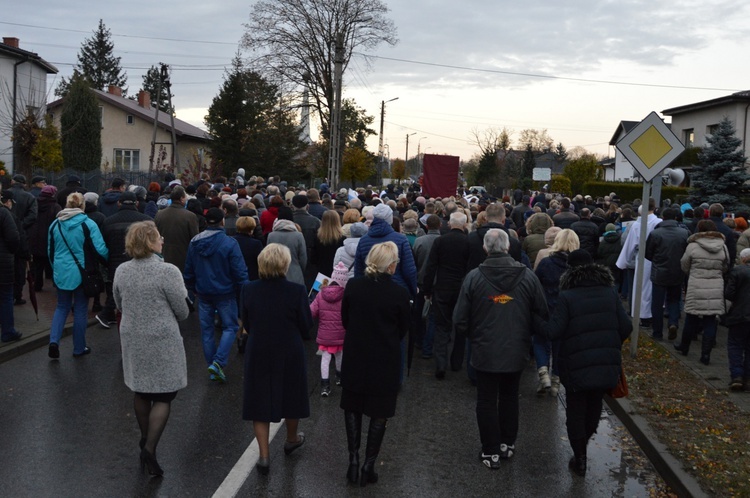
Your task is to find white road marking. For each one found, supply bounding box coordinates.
[212,420,284,498]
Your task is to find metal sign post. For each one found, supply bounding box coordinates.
[616,112,685,357]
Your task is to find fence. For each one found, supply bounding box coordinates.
[37,169,167,195]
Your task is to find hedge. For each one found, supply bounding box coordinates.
[581,181,689,205]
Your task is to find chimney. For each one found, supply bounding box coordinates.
[137,90,151,109]
[108,85,122,97]
[3,37,20,48]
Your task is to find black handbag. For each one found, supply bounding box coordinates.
[56,222,104,298]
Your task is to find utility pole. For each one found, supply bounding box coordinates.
[327,32,345,191]
[405,132,416,181]
[378,97,398,187]
[148,63,178,176]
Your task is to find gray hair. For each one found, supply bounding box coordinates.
[449,211,467,228]
[741,248,750,261]
[483,228,510,254]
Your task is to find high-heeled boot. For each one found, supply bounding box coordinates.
[140,448,164,477]
[360,418,387,487]
[344,411,362,484]
[568,438,587,477]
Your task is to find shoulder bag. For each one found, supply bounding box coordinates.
[56,221,104,298]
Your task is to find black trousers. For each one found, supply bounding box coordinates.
[565,388,605,442]
[13,258,26,300]
[432,289,463,372]
[475,370,522,454]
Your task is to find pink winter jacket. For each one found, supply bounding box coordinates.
[310,284,346,347]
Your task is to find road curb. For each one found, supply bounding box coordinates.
[606,395,708,498]
[0,319,98,365]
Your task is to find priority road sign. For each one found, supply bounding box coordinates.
[616,111,685,182]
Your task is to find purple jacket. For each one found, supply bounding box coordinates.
[311,284,346,347]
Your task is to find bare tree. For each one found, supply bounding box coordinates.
[469,126,513,156]
[242,0,398,138]
[517,128,554,152]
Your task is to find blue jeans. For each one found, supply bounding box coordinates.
[651,284,681,338]
[727,323,750,380]
[532,334,560,376]
[0,283,18,340]
[198,298,238,368]
[50,286,89,354]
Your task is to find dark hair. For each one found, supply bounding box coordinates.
[277,205,294,221]
[662,208,677,220]
[169,186,185,202]
[270,195,284,208]
[696,220,717,232]
[425,214,441,230]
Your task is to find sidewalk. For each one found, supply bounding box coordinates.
[0,284,98,364]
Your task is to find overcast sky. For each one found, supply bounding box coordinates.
[5,0,750,163]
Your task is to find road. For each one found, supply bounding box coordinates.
[0,316,664,497]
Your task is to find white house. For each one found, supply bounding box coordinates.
[607,120,675,182]
[0,37,57,173]
[662,90,750,167]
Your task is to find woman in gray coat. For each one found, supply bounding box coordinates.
[267,217,307,287]
[113,221,190,477]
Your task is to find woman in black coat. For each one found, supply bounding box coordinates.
[340,241,411,487]
[545,250,632,477]
[240,243,313,476]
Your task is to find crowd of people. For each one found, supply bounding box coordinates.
[1,169,749,483]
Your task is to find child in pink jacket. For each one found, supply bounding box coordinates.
[310,262,349,396]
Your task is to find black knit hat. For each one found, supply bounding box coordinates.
[567,249,593,268]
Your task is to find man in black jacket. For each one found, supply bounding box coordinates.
[467,202,523,269]
[96,191,151,328]
[0,189,22,342]
[553,198,579,229]
[645,208,690,340]
[709,203,737,269]
[570,208,600,259]
[10,175,36,304]
[423,211,470,379]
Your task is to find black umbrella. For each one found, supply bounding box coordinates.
[26,261,38,320]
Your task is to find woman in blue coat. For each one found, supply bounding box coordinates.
[47,193,108,358]
[545,250,631,477]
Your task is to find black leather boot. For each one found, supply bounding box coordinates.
[344,411,362,484]
[360,418,387,487]
[568,438,587,477]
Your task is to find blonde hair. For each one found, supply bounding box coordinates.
[66,192,84,209]
[365,241,399,278]
[402,209,418,221]
[125,221,160,259]
[550,228,580,253]
[258,243,291,279]
[317,209,343,245]
[236,216,256,235]
[343,208,361,224]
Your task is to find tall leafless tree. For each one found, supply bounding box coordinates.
[242,0,397,138]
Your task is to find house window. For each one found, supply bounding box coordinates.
[114,149,140,171]
[706,124,719,136]
[126,115,134,125]
[683,129,694,147]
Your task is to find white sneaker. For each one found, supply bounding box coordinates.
[537,367,551,394]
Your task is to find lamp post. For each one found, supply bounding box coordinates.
[378,97,398,186]
[405,132,416,181]
[417,137,427,177]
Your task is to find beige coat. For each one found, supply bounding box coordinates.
[681,231,729,316]
[737,228,750,263]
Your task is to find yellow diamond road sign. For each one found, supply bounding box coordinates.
[616,111,685,182]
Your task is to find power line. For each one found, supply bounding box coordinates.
[0,20,238,46]
[355,53,742,92]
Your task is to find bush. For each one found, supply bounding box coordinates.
[582,181,688,204]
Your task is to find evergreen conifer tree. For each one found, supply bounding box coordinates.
[689,116,749,211]
[56,20,127,96]
[61,74,102,171]
[140,65,173,114]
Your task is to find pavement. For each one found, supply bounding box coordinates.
[1,286,747,496]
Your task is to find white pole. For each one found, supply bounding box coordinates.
[629,179,652,357]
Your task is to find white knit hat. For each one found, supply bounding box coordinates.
[373,203,394,225]
[331,262,349,288]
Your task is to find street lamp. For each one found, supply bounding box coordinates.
[405,132,416,181]
[378,97,399,186]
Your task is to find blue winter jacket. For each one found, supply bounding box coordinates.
[48,210,109,291]
[184,227,249,302]
[353,218,418,298]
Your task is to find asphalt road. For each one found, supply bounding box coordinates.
[0,315,663,497]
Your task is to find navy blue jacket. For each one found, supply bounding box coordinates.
[184,227,249,302]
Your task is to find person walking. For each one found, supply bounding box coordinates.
[674,220,730,364]
[534,229,580,396]
[184,208,248,382]
[341,241,411,486]
[544,249,632,477]
[645,208,690,341]
[311,262,350,396]
[240,243,312,476]
[312,210,345,278]
[154,186,199,274]
[725,248,750,391]
[0,189,22,343]
[27,185,60,292]
[267,216,307,288]
[453,229,548,469]
[113,221,190,477]
[47,193,109,358]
